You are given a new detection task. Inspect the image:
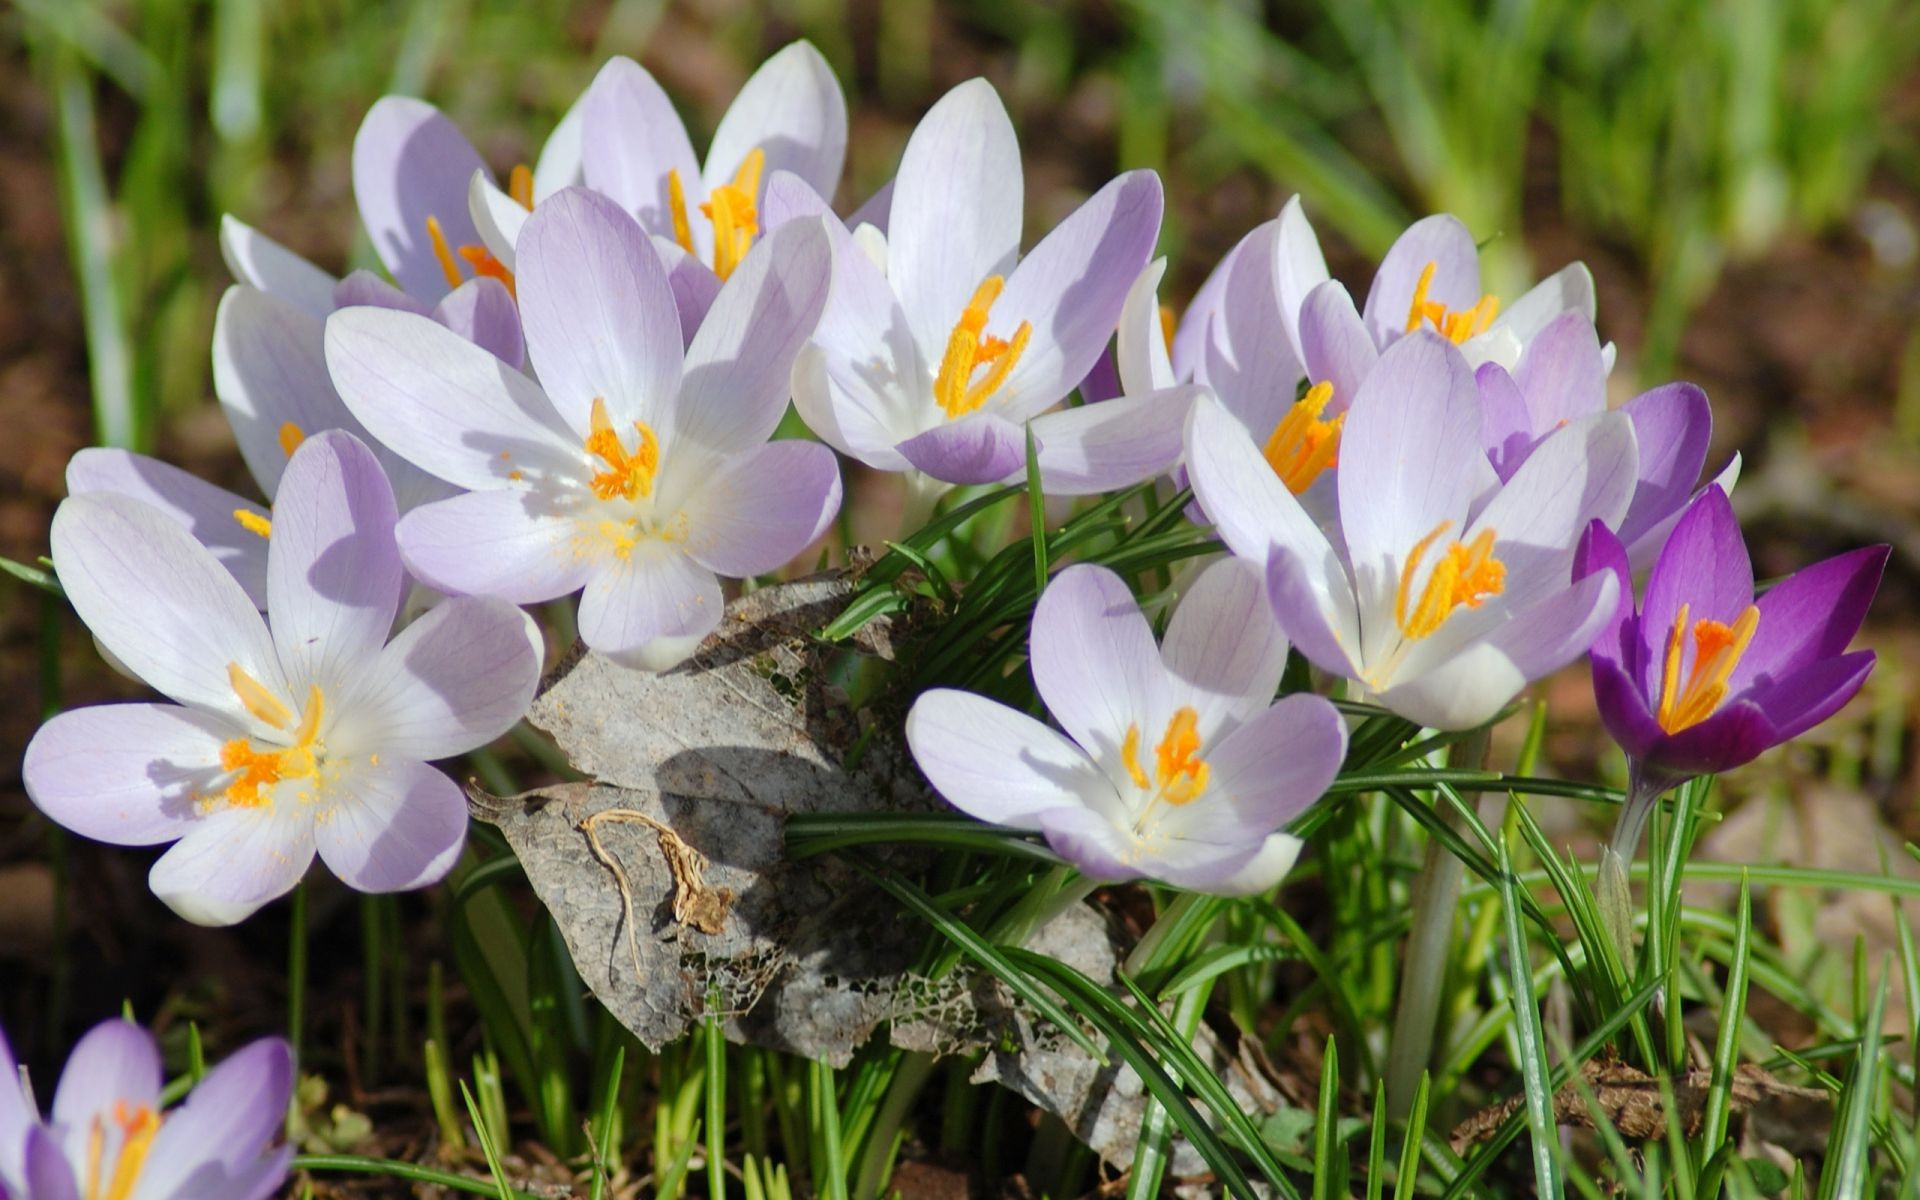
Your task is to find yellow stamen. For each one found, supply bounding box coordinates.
[1125,707,1212,815]
[278,421,306,457]
[508,163,535,211]
[666,149,767,280]
[425,215,463,290]
[1158,303,1177,353]
[227,663,291,730]
[233,509,272,539]
[216,683,325,810]
[1261,381,1345,494]
[667,169,696,257]
[585,396,661,501]
[457,244,517,298]
[934,276,1034,420]
[1403,259,1501,344]
[1120,725,1150,790]
[425,217,518,296]
[1656,602,1761,733]
[1394,522,1507,641]
[99,1101,160,1200]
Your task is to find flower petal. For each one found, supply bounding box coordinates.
[896,414,1028,485]
[1494,261,1597,345]
[1172,692,1345,831]
[792,342,915,470]
[65,448,270,608]
[51,1020,160,1140]
[888,79,1023,361]
[1202,218,1303,434]
[681,440,841,578]
[1615,382,1711,552]
[1638,485,1753,697]
[1033,805,1143,883]
[1476,363,1534,481]
[352,97,488,301]
[1029,564,1169,770]
[1731,545,1887,695]
[1171,238,1239,385]
[653,235,723,343]
[905,689,1104,828]
[219,215,337,319]
[1161,556,1290,730]
[394,488,593,604]
[703,40,847,202]
[1114,257,1174,394]
[1265,542,1359,679]
[1374,639,1528,731]
[137,1038,293,1193]
[1273,197,1332,366]
[23,704,231,846]
[213,285,354,500]
[432,277,524,368]
[315,757,467,893]
[1027,385,1196,496]
[468,170,529,270]
[24,1126,79,1200]
[1362,214,1481,348]
[1298,280,1376,405]
[1513,310,1606,430]
[1574,518,1637,676]
[333,269,430,314]
[580,57,704,243]
[533,91,588,200]
[147,804,316,926]
[576,549,724,660]
[517,187,684,439]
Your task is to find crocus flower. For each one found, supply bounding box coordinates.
[1576,486,1886,856]
[23,432,541,924]
[905,559,1347,894]
[1477,311,1739,570]
[0,1019,292,1200]
[324,188,839,671]
[1187,331,1637,730]
[771,78,1170,501]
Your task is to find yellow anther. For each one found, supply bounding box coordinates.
[667,169,696,257]
[425,215,463,290]
[97,1101,160,1200]
[1394,522,1507,641]
[1262,381,1345,494]
[934,276,1033,420]
[1404,260,1500,344]
[508,163,535,211]
[1120,725,1150,790]
[227,663,291,730]
[216,684,325,810]
[585,397,661,502]
[1656,602,1760,733]
[1124,707,1212,814]
[1158,303,1177,353]
[457,244,517,298]
[233,509,272,539]
[278,421,306,457]
[667,148,766,280]
[424,216,517,296]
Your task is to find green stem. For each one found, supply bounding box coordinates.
[288,879,308,1071]
[292,1154,545,1199]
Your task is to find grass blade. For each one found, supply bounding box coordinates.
[1496,835,1565,1198]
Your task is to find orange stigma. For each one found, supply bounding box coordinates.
[1656,602,1761,733]
[1121,707,1211,807]
[215,668,325,810]
[1262,381,1344,494]
[1395,522,1506,640]
[1404,260,1500,343]
[425,213,517,298]
[585,397,661,502]
[934,276,1033,420]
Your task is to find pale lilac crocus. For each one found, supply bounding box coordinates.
[325,188,839,671]
[23,432,541,924]
[1186,331,1637,730]
[772,78,1173,501]
[1575,486,1886,859]
[906,560,1347,894]
[0,1020,292,1200]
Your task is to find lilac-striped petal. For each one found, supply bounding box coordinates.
[1027,386,1196,496]
[315,757,467,892]
[1171,833,1304,896]
[675,219,831,453]
[792,345,914,470]
[1171,238,1239,385]
[325,307,581,491]
[1362,214,1481,347]
[1494,261,1597,345]
[1638,486,1753,696]
[577,550,724,660]
[1273,196,1331,368]
[1573,519,1636,674]
[65,449,270,608]
[1731,545,1887,694]
[897,414,1027,485]
[24,1127,78,1200]
[1029,565,1169,769]
[889,79,1023,360]
[1476,363,1533,480]
[1467,412,1637,611]
[905,689,1103,828]
[148,804,316,926]
[433,277,523,367]
[1735,649,1876,745]
[468,171,529,270]
[995,171,1163,416]
[517,188,684,439]
[1202,218,1302,435]
[1114,258,1174,395]
[1079,347,1122,405]
[849,177,893,235]
[51,493,283,724]
[581,57,704,244]
[1298,280,1375,406]
[394,488,593,605]
[219,216,337,318]
[51,1020,160,1140]
[1483,568,1620,680]
[533,91,587,200]
[1513,310,1606,429]
[703,40,847,201]
[1180,692,1344,828]
[213,285,353,499]
[1374,638,1529,731]
[334,596,540,761]
[1265,543,1358,679]
[333,269,428,314]
[0,1032,22,1188]
[680,440,841,578]
[1033,805,1143,883]
[267,432,403,693]
[23,704,230,846]
[653,236,723,343]
[352,97,488,301]
[1616,383,1710,550]
[1161,556,1290,729]
[137,1038,292,1193]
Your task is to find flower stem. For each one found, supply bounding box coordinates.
[1385,723,1492,1118]
[1598,762,1672,971]
[897,470,951,540]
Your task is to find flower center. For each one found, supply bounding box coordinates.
[1656,601,1760,734]
[1394,521,1506,641]
[935,276,1033,420]
[425,165,530,297]
[669,148,764,281]
[1263,381,1344,494]
[1404,260,1500,344]
[1121,706,1211,809]
[83,1100,160,1200]
[215,665,326,810]
[585,396,662,502]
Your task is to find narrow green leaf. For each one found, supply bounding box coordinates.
[0,556,61,597]
[1819,968,1889,1199]
[292,1155,542,1199]
[1698,875,1751,1197]
[1497,836,1565,1198]
[1313,1036,1347,1200]
[1024,424,1048,597]
[1394,1072,1429,1200]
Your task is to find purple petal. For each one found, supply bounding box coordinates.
[1362,214,1481,348]
[1201,218,1303,435]
[1027,385,1196,496]
[51,1020,160,1143]
[678,440,841,578]
[517,188,684,439]
[268,432,403,693]
[1731,545,1888,694]
[653,236,723,344]
[702,40,847,201]
[1160,556,1290,729]
[333,269,429,314]
[1467,412,1637,611]
[219,216,336,319]
[1078,347,1122,405]
[1476,363,1534,480]
[534,93,587,200]
[1616,382,1712,551]
[1592,652,1664,761]
[432,277,523,368]
[0,1029,24,1187]
[148,805,316,926]
[394,489,593,605]
[675,218,832,453]
[1029,565,1169,768]
[315,758,467,892]
[1034,806,1143,884]
[896,415,1027,485]
[1638,486,1753,698]
[580,57,703,242]
[1183,692,1346,828]
[65,448,270,608]
[213,285,354,500]
[1482,569,1621,681]
[1265,544,1358,679]
[1573,519,1636,674]
[1513,311,1606,430]
[889,79,1022,361]
[137,1038,292,1194]
[1298,280,1376,406]
[1735,649,1876,745]
[577,551,724,660]
[24,1127,78,1200]
[334,597,540,761]
[352,97,488,301]
[51,493,283,722]
[23,704,231,846]
[905,689,1104,828]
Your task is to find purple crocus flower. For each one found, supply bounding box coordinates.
[324,188,839,672]
[1575,486,1886,855]
[0,1019,292,1200]
[767,78,1175,501]
[1186,331,1637,730]
[906,560,1347,894]
[23,432,540,924]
